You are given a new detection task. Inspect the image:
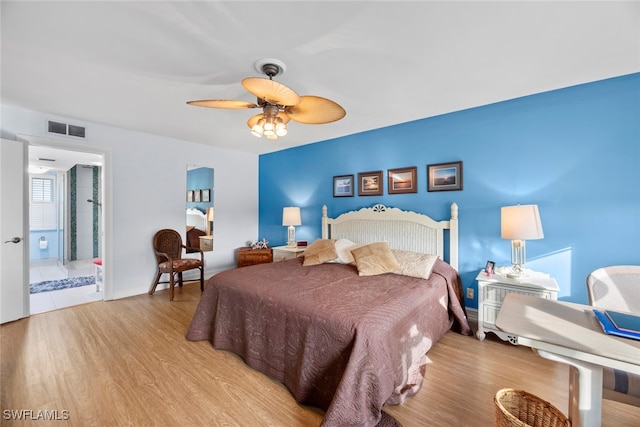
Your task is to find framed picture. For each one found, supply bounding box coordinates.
[427,161,463,192]
[193,189,201,202]
[333,174,354,197]
[388,167,417,194]
[202,189,211,202]
[357,170,383,196]
[485,260,495,275]
[186,190,194,202]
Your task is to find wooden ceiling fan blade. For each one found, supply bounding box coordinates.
[242,78,301,106]
[285,96,346,124]
[187,99,258,109]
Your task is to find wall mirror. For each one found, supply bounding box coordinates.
[186,166,214,252]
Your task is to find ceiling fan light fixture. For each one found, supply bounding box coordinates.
[251,118,266,137]
[263,120,275,136]
[275,118,287,136]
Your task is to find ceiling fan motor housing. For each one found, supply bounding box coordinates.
[261,63,281,78]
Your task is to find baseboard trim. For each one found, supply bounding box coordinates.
[465,307,478,323]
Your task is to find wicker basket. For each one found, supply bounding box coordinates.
[494,388,570,427]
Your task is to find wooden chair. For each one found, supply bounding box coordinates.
[149,229,204,301]
[586,265,640,407]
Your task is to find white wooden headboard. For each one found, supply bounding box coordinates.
[186,208,207,231]
[321,203,459,270]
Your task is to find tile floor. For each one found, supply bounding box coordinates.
[29,259,102,315]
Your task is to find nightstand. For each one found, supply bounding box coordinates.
[476,269,559,343]
[236,247,273,268]
[272,246,306,262]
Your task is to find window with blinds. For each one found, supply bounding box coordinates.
[31,176,56,230]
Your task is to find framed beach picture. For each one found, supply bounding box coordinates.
[388,167,417,194]
[357,171,383,196]
[427,161,463,192]
[333,175,354,197]
[194,189,201,202]
[202,189,211,202]
[187,190,194,202]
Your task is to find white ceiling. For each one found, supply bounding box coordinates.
[2,1,639,158]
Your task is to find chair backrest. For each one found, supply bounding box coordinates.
[587,265,640,313]
[153,229,183,264]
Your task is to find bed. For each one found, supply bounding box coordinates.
[186,203,472,427]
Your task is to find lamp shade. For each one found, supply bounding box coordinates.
[206,207,215,222]
[501,205,544,240]
[282,207,301,226]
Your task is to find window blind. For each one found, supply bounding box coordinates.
[31,177,56,230]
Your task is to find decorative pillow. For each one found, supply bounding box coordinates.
[332,238,363,264]
[303,239,337,266]
[391,249,438,280]
[350,242,400,276]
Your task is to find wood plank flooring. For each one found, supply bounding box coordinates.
[2,282,638,426]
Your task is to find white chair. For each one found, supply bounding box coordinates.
[586,265,640,407]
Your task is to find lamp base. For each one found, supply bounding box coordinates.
[287,225,296,248]
[506,271,528,280]
[506,264,527,280]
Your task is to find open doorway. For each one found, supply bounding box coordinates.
[27,144,104,314]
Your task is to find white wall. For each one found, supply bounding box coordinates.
[1,104,259,300]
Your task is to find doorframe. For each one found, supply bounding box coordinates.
[19,134,113,301]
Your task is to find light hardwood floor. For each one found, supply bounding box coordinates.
[2,282,638,426]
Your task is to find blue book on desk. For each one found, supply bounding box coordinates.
[593,309,640,341]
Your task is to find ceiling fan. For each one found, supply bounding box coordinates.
[187,59,346,140]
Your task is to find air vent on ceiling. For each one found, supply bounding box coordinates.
[47,120,86,139]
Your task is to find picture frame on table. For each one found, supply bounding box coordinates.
[357,171,383,196]
[427,161,463,192]
[333,175,354,197]
[202,189,211,202]
[485,260,495,275]
[388,167,417,194]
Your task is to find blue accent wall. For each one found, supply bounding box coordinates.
[259,73,640,308]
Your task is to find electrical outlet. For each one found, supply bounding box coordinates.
[466,288,474,299]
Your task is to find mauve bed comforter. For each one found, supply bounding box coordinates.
[186,257,471,426]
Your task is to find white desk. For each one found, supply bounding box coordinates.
[495,294,640,427]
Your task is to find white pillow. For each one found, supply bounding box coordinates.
[333,238,363,264]
[391,249,439,280]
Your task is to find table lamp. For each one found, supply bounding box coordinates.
[501,204,544,279]
[282,207,301,248]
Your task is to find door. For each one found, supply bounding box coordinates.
[0,139,29,323]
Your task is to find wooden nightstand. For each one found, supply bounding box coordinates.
[476,269,559,344]
[236,247,273,268]
[272,246,306,262]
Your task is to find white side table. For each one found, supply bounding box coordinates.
[272,246,306,262]
[476,269,559,343]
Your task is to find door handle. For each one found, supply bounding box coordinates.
[4,237,22,244]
